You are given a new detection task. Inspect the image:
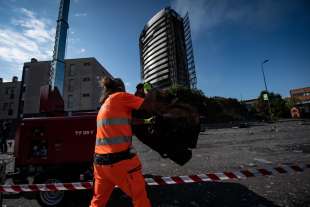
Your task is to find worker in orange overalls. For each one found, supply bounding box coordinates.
[89,76,151,207]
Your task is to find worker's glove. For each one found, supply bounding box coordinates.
[143,82,152,94]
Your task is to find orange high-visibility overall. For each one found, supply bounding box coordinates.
[90,92,151,207]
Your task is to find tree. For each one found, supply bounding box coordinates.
[255,91,290,120]
[167,85,207,115]
[166,85,248,123]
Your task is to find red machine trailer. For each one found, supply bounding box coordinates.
[15,113,96,166]
[15,113,97,174]
[12,113,97,206]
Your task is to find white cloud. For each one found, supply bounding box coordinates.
[0,29,40,53]
[19,8,33,17]
[0,47,28,63]
[12,8,55,43]
[0,7,55,70]
[78,48,86,53]
[75,13,87,17]
[171,0,295,38]
[68,37,80,44]
[171,0,207,39]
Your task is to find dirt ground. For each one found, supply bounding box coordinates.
[2,119,310,207]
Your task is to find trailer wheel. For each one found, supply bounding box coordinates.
[37,179,65,207]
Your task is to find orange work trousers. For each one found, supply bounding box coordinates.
[89,155,151,207]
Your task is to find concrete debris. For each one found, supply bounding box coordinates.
[172,200,179,204]
[254,158,272,164]
[247,163,257,167]
[189,201,200,207]
[270,126,279,132]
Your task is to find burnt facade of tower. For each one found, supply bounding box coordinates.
[139,7,197,89]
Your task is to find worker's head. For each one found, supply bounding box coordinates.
[99,76,125,103]
[113,78,125,92]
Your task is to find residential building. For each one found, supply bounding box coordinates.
[0,77,21,120]
[20,57,113,117]
[290,87,310,104]
[290,87,310,115]
[139,7,197,89]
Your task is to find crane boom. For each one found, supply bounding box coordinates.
[49,0,70,95]
[39,0,70,113]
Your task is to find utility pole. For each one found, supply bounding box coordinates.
[261,59,273,121]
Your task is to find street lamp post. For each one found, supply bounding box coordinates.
[261,59,272,121]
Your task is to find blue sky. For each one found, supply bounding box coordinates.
[0,0,309,99]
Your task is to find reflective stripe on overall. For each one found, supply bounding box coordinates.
[95,93,135,154]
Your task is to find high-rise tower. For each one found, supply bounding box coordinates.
[139,7,197,89]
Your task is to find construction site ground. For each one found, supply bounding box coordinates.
[2,119,310,207]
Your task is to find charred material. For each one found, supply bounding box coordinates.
[133,89,200,166]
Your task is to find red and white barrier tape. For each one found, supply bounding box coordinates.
[0,163,309,192]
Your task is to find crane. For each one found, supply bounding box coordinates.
[39,0,70,113]
[49,0,70,95]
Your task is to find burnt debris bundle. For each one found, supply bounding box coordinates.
[132,89,200,166]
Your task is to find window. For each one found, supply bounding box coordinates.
[68,79,74,92]
[20,101,24,113]
[7,103,14,115]
[83,77,91,82]
[2,103,8,111]
[10,88,15,99]
[5,87,9,95]
[83,62,91,67]
[82,93,90,97]
[8,109,13,116]
[68,95,73,108]
[69,64,76,76]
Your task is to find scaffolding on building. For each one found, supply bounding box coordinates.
[183,12,197,89]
